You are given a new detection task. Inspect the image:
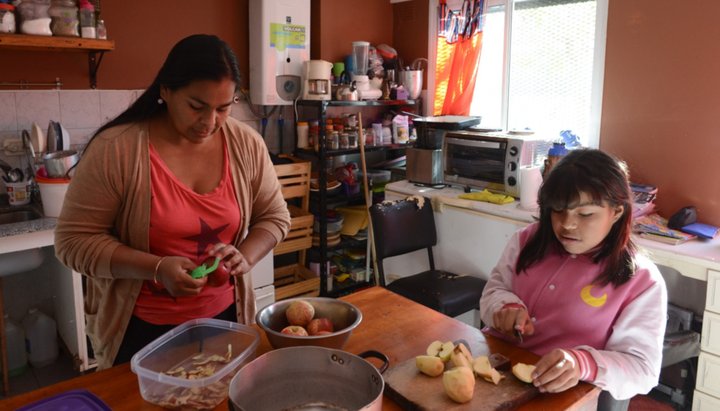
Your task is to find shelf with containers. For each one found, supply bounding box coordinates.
[293,98,420,298]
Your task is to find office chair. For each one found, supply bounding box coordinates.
[369,196,486,318]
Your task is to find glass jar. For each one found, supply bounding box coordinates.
[339,132,349,149]
[48,0,78,37]
[0,3,15,33]
[17,0,52,36]
[329,131,339,150]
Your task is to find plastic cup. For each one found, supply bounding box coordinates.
[352,41,370,76]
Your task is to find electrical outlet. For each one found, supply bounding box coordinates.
[2,138,24,156]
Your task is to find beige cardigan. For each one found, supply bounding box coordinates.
[54,117,290,369]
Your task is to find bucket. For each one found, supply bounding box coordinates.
[36,167,70,218]
[22,308,59,368]
[6,180,31,206]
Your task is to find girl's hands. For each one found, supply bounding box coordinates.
[155,256,207,296]
[492,304,535,341]
[531,349,581,393]
[206,243,251,276]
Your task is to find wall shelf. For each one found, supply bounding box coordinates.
[0,34,115,89]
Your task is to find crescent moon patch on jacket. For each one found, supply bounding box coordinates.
[580,285,607,307]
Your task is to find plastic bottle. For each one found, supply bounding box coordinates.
[296,121,309,149]
[0,2,16,33]
[95,18,107,39]
[23,308,59,368]
[5,314,28,376]
[77,0,95,38]
[542,141,568,179]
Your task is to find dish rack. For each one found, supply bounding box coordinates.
[272,158,319,300]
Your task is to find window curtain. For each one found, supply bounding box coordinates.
[433,0,484,116]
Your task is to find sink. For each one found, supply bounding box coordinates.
[0,208,42,225]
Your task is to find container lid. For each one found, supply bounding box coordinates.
[0,3,14,11]
[412,115,481,130]
[352,41,370,46]
[16,389,111,411]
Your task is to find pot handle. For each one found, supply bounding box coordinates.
[358,350,389,373]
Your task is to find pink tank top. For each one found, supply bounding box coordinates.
[134,138,241,325]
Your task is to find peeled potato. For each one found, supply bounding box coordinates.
[512,363,536,383]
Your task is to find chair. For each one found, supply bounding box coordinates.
[369,196,486,318]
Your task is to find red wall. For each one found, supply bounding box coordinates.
[600,0,720,226]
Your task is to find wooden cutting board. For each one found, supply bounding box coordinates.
[383,355,538,411]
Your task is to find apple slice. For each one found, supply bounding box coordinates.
[443,366,475,403]
[472,355,493,378]
[482,368,504,385]
[438,341,455,362]
[415,355,445,377]
[450,343,473,369]
[426,340,444,356]
[512,363,537,383]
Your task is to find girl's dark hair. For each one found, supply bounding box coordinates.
[516,148,636,286]
[92,34,241,138]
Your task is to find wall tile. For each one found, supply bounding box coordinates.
[0,92,18,132]
[99,90,135,123]
[59,91,101,129]
[15,91,61,133]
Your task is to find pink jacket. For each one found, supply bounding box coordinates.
[480,223,667,400]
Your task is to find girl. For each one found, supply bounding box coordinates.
[480,149,667,410]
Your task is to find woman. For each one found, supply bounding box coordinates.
[54,34,290,369]
[480,149,667,410]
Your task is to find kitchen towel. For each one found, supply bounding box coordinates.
[519,165,543,210]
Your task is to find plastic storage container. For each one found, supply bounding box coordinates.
[23,308,59,368]
[48,0,78,37]
[5,314,28,377]
[130,318,259,409]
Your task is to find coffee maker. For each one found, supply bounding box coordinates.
[301,60,333,100]
[406,116,481,186]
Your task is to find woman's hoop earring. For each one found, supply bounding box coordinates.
[233,96,240,104]
[157,98,164,105]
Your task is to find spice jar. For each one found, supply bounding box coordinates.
[296,121,309,149]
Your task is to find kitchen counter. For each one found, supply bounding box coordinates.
[0,286,600,410]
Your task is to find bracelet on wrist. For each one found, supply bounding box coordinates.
[153,256,167,284]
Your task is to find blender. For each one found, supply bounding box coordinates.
[350,41,381,100]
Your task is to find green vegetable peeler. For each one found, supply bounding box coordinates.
[190,257,220,279]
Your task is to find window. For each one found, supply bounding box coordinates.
[429,0,607,147]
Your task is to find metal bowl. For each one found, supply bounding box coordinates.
[42,150,79,178]
[256,297,362,349]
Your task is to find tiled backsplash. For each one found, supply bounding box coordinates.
[0,89,293,175]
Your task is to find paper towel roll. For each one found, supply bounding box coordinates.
[519,165,543,210]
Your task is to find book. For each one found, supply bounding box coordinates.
[633,214,697,245]
[681,222,720,239]
[638,232,695,245]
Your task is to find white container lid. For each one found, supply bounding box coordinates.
[352,41,370,46]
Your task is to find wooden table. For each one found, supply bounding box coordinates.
[0,286,600,410]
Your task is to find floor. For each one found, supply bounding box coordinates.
[0,348,82,402]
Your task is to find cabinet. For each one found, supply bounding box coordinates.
[696,270,720,409]
[0,33,115,88]
[294,99,419,297]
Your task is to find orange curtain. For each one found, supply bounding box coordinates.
[433,0,484,116]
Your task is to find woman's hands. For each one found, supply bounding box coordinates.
[206,243,251,276]
[531,349,582,393]
[154,256,207,296]
[492,303,535,341]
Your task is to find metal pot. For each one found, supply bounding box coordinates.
[42,150,79,178]
[228,346,388,411]
[335,80,359,101]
